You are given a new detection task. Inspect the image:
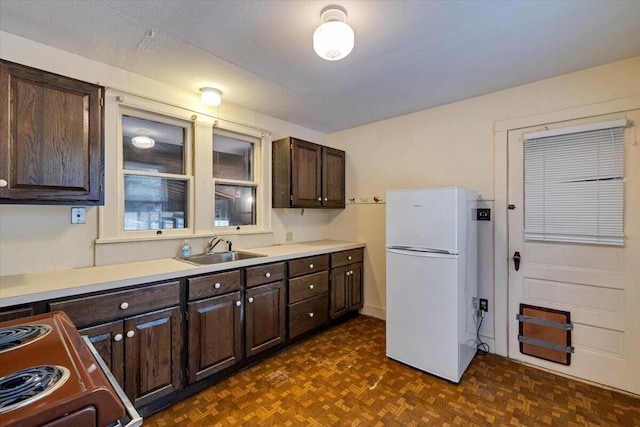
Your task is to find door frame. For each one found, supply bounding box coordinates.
[492,95,640,357]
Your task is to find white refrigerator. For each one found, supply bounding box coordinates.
[385,186,478,383]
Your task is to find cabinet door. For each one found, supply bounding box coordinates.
[79,321,125,387]
[245,281,285,357]
[0,306,35,323]
[322,147,345,208]
[330,266,349,319]
[348,263,364,311]
[188,292,242,384]
[291,139,322,207]
[124,306,182,407]
[0,60,103,203]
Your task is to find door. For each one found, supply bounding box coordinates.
[507,111,640,394]
[291,139,321,207]
[245,282,285,357]
[188,292,242,384]
[348,263,363,311]
[321,147,345,207]
[80,320,124,387]
[124,306,183,407]
[386,188,458,252]
[330,266,349,318]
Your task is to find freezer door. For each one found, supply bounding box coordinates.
[386,249,460,382]
[386,188,459,253]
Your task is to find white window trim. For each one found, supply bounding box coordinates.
[98,90,272,243]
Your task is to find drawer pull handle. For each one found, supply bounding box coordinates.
[265,272,271,278]
[348,256,352,260]
[309,284,314,290]
[214,282,221,289]
[236,301,242,307]
[126,330,135,338]
[309,312,314,318]
[120,302,129,310]
[114,334,123,342]
[309,263,314,269]
[248,297,254,303]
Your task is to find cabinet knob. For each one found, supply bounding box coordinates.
[348,256,352,260]
[318,197,322,201]
[350,270,354,275]
[114,333,123,342]
[214,282,221,289]
[309,263,314,269]
[265,272,271,278]
[248,297,254,303]
[236,301,242,307]
[324,197,328,202]
[309,284,314,290]
[120,302,129,310]
[0,179,7,188]
[126,330,135,338]
[309,312,314,318]
[346,271,351,276]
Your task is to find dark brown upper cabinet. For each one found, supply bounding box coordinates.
[0,60,104,204]
[272,137,345,209]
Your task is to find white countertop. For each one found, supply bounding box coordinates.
[0,240,364,308]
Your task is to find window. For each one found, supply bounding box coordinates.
[524,119,626,245]
[213,128,259,228]
[121,111,192,232]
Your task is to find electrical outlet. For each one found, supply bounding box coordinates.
[472,297,479,310]
[285,231,293,242]
[476,208,491,221]
[479,298,489,312]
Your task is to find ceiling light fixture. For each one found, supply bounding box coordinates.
[313,5,354,61]
[131,135,155,149]
[200,87,222,106]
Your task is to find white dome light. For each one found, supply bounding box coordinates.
[313,6,354,61]
[131,135,155,149]
[200,87,222,106]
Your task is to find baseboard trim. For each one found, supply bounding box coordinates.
[361,304,386,320]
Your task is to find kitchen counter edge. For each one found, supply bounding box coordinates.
[0,240,365,308]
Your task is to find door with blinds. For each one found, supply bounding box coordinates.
[507,111,640,395]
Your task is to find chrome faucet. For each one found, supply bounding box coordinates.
[206,236,224,253]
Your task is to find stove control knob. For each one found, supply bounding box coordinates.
[114,334,123,342]
[126,330,135,338]
[120,302,129,310]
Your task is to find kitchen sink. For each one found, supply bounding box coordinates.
[178,250,266,265]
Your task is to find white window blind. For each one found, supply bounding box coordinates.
[524,119,626,246]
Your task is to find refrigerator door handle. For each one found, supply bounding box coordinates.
[386,245,456,255]
[386,248,457,258]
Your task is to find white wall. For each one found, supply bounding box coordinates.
[0,32,329,276]
[327,56,640,353]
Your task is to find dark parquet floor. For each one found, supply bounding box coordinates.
[145,315,640,426]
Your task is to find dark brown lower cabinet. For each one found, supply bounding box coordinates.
[0,305,35,323]
[330,262,363,319]
[79,306,183,408]
[245,281,285,357]
[187,292,242,384]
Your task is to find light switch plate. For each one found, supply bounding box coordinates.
[71,207,86,224]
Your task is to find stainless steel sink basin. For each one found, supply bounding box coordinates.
[178,251,266,265]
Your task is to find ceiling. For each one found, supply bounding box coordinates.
[1,1,639,133]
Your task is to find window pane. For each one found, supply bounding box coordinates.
[213,134,252,180]
[214,184,256,227]
[124,175,187,231]
[122,115,185,175]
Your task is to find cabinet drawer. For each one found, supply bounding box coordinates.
[48,281,180,328]
[288,271,328,304]
[188,270,241,301]
[246,262,285,288]
[288,255,329,278]
[331,249,363,268]
[289,294,329,339]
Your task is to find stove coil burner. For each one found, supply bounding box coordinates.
[0,365,70,413]
[0,324,52,352]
